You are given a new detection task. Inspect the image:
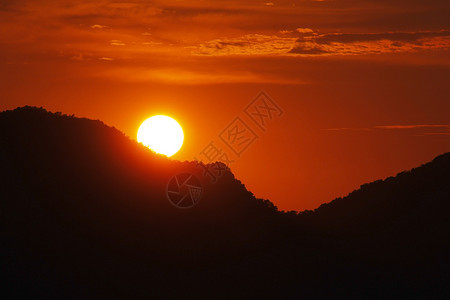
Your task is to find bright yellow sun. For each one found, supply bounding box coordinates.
[137,115,184,157]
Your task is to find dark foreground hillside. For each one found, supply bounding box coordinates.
[1,107,449,299]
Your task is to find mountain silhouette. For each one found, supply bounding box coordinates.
[1,107,449,299]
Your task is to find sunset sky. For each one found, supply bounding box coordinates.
[1,0,449,210]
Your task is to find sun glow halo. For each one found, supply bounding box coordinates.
[137,115,184,157]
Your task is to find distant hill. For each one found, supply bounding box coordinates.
[1,107,449,299]
[303,152,450,235]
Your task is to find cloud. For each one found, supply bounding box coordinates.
[288,46,329,55]
[289,30,450,56]
[296,28,314,34]
[2,0,449,61]
[110,40,126,46]
[193,34,297,56]
[421,132,450,135]
[313,31,450,44]
[90,24,108,29]
[95,66,307,85]
[325,125,450,136]
[375,124,450,129]
[194,29,450,56]
[375,125,450,136]
[325,127,370,131]
[1,0,450,86]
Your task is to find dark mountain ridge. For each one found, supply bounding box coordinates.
[305,152,450,235]
[1,107,449,298]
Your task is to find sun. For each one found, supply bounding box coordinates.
[137,115,184,157]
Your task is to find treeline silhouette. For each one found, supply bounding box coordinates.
[1,107,449,299]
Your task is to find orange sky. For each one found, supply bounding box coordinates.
[1,0,450,211]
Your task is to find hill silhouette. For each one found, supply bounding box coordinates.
[1,107,449,299]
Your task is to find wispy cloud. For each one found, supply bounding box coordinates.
[289,30,450,56]
[193,29,450,56]
[1,0,450,85]
[421,132,450,135]
[325,124,450,136]
[95,66,307,85]
[90,24,108,29]
[192,34,297,56]
[325,127,371,131]
[375,125,450,129]
[110,40,126,46]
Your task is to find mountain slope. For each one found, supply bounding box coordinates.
[0,107,284,297]
[304,152,450,236]
[1,106,449,299]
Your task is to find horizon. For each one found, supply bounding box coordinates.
[2,105,449,213]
